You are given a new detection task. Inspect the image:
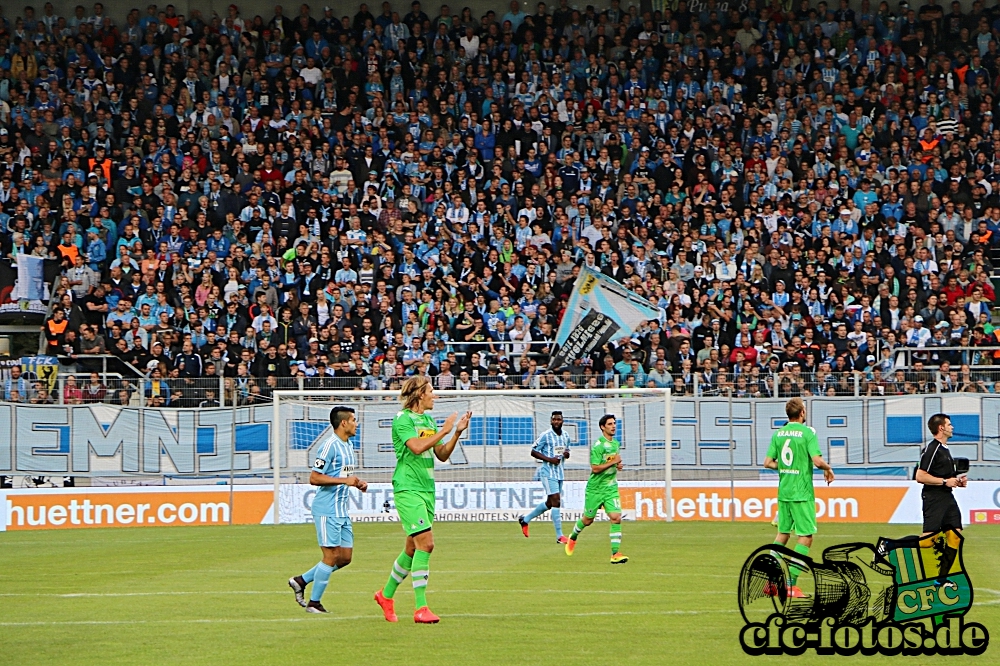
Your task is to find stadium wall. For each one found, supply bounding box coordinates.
[0,395,998,477]
[5,480,1000,530]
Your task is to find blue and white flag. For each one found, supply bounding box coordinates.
[548,267,661,369]
[13,254,45,300]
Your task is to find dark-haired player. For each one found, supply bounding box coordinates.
[565,414,628,563]
[288,406,367,613]
[519,411,571,543]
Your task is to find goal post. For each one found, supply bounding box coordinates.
[271,388,673,524]
[664,386,673,522]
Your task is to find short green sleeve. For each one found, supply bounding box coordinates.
[392,412,419,456]
[806,427,821,458]
[590,440,604,466]
[766,433,779,461]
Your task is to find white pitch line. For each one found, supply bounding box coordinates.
[455,587,724,595]
[449,609,739,618]
[0,570,736,578]
[975,588,1000,605]
[0,589,732,598]
[0,591,285,598]
[0,609,739,628]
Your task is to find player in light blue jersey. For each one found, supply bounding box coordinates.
[288,406,368,614]
[519,411,571,544]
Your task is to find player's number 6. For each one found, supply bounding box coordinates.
[780,440,793,466]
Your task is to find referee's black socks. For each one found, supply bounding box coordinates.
[937,544,958,585]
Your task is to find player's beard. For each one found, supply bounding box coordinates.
[552,427,562,435]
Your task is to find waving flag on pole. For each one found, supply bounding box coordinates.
[548,267,661,370]
[13,254,45,301]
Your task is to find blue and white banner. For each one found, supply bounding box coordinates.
[549,267,661,369]
[13,254,45,301]
[2,395,998,477]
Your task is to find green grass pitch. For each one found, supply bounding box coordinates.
[2,522,998,664]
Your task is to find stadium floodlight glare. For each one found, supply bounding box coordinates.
[271,388,673,524]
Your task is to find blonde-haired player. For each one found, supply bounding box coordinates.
[374,376,471,623]
[763,398,834,597]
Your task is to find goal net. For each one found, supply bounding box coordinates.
[271,388,673,523]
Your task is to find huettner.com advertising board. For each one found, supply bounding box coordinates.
[4,481,1000,531]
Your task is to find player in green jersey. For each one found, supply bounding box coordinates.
[763,398,835,597]
[374,376,471,624]
[565,414,628,564]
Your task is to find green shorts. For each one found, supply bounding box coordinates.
[778,500,817,536]
[395,490,435,536]
[584,487,622,519]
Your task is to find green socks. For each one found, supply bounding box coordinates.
[789,544,810,586]
[383,550,431,608]
[569,521,623,553]
[610,524,622,554]
[383,551,413,599]
[411,550,431,609]
[770,540,810,586]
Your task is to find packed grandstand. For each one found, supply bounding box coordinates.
[1,0,999,405]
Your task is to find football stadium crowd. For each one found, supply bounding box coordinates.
[2,0,1000,405]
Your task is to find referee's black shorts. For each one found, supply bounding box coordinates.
[922,493,963,533]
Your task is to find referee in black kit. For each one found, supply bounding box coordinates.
[915,413,968,590]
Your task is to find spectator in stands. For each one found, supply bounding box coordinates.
[43,309,69,357]
[82,373,108,403]
[62,375,84,405]
[4,366,28,402]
